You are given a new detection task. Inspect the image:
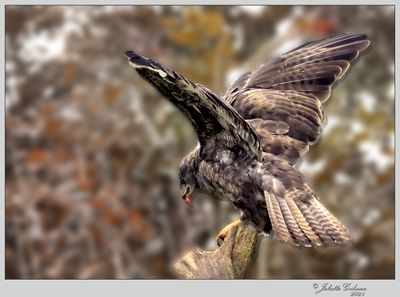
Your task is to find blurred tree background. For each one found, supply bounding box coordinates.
[5,6,394,279]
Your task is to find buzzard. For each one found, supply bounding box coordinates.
[125,33,370,247]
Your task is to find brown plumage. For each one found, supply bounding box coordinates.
[225,33,370,165]
[125,33,370,247]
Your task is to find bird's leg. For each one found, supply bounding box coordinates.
[216,219,242,247]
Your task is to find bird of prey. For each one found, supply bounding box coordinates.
[125,33,370,247]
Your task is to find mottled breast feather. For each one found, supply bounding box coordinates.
[224,33,370,165]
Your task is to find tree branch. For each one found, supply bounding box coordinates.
[173,221,259,279]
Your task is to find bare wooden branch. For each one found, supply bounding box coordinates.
[174,221,259,279]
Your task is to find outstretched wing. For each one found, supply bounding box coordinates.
[125,51,261,159]
[224,33,370,165]
[223,33,369,247]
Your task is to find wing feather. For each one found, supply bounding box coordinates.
[125,51,261,158]
[224,33,370,164]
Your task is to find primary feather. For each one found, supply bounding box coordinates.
[225,33,370,165]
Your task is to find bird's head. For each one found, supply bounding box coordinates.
[178,153,198,208]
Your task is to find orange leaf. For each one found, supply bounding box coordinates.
[26,149,48,165]
[129,210,144,227]
[103,83,121,104]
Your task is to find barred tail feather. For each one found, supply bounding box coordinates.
[263,173,351,247]
[276,195,312,247]
[266,192,296,244]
